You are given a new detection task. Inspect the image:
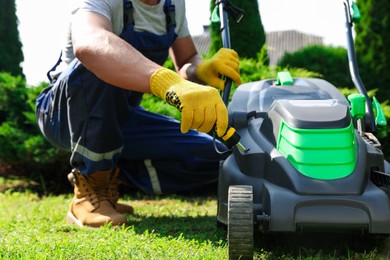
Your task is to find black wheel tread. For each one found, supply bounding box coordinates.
[228,185,254,260]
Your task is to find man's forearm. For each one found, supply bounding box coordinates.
[74,30,160,92]
[71,11,161,93]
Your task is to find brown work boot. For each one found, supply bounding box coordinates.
[109,168,134,215]
[66,169,127,228]
[68,168,134,214]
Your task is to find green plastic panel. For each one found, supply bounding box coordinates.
[277,121,357,180]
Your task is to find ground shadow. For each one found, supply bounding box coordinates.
[127,214,227,246]
[253,232,390,258]
[125,212,390,258]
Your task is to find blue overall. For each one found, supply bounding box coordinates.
[35,0,227,194]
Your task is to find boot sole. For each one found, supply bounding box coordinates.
[66,211,127,228]
[66,211,99,229]
[66,211,84,227]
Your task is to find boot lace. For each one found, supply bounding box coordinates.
[109,173,121,204]
[84,176,112,207]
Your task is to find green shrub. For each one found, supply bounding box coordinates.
[0,73,35,163]
[0,73,28,126]
[240,57,321,84]
[278,45,353,88]
[0,73,69,193]
[0,75,66,163]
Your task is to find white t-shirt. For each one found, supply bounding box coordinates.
[52,0,189,78]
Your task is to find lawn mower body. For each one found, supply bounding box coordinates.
[213,0,390,258]
[217,76,390,234]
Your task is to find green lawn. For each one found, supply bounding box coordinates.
[1,184,390,259]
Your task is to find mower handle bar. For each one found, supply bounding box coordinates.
[217,0,376,133]
[343,0,376,133]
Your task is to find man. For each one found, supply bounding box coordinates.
[36,0,241,228]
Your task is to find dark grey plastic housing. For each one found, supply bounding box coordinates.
[217,78,390,234]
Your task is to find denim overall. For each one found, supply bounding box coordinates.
[35,0,227,194]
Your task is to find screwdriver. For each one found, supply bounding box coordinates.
[218,76,249,153]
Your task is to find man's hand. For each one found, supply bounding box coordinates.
[196,48,241,91]
[150,68,228,136]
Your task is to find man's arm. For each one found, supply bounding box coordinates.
[71,11,229,136]
[71,10,161,93]
[169,36,203,83]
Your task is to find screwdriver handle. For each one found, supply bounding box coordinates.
[221,126,241,148]
[220,126,249,153]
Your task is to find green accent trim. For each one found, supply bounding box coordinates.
[277,121,357,180]
[276,71,294,86]
[348,93,366,119]
[351,2,362,24]
[372,96,388,138]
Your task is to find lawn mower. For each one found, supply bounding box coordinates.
[212,0,390,259]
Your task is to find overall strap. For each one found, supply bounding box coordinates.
[123,0,176,32]
[123,0,134,29]
[46,52,62,83]
[163,0,176,32]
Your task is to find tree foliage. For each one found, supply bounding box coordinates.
[354,0,390,101]
[0,0,24,77]
[209,0,268,62]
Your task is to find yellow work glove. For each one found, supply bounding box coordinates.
[196,48,241,91]
[150,68,228,137]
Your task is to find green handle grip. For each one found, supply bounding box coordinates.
[372,96,387,138]
[351,2,362,24]
[348,93,366,120]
